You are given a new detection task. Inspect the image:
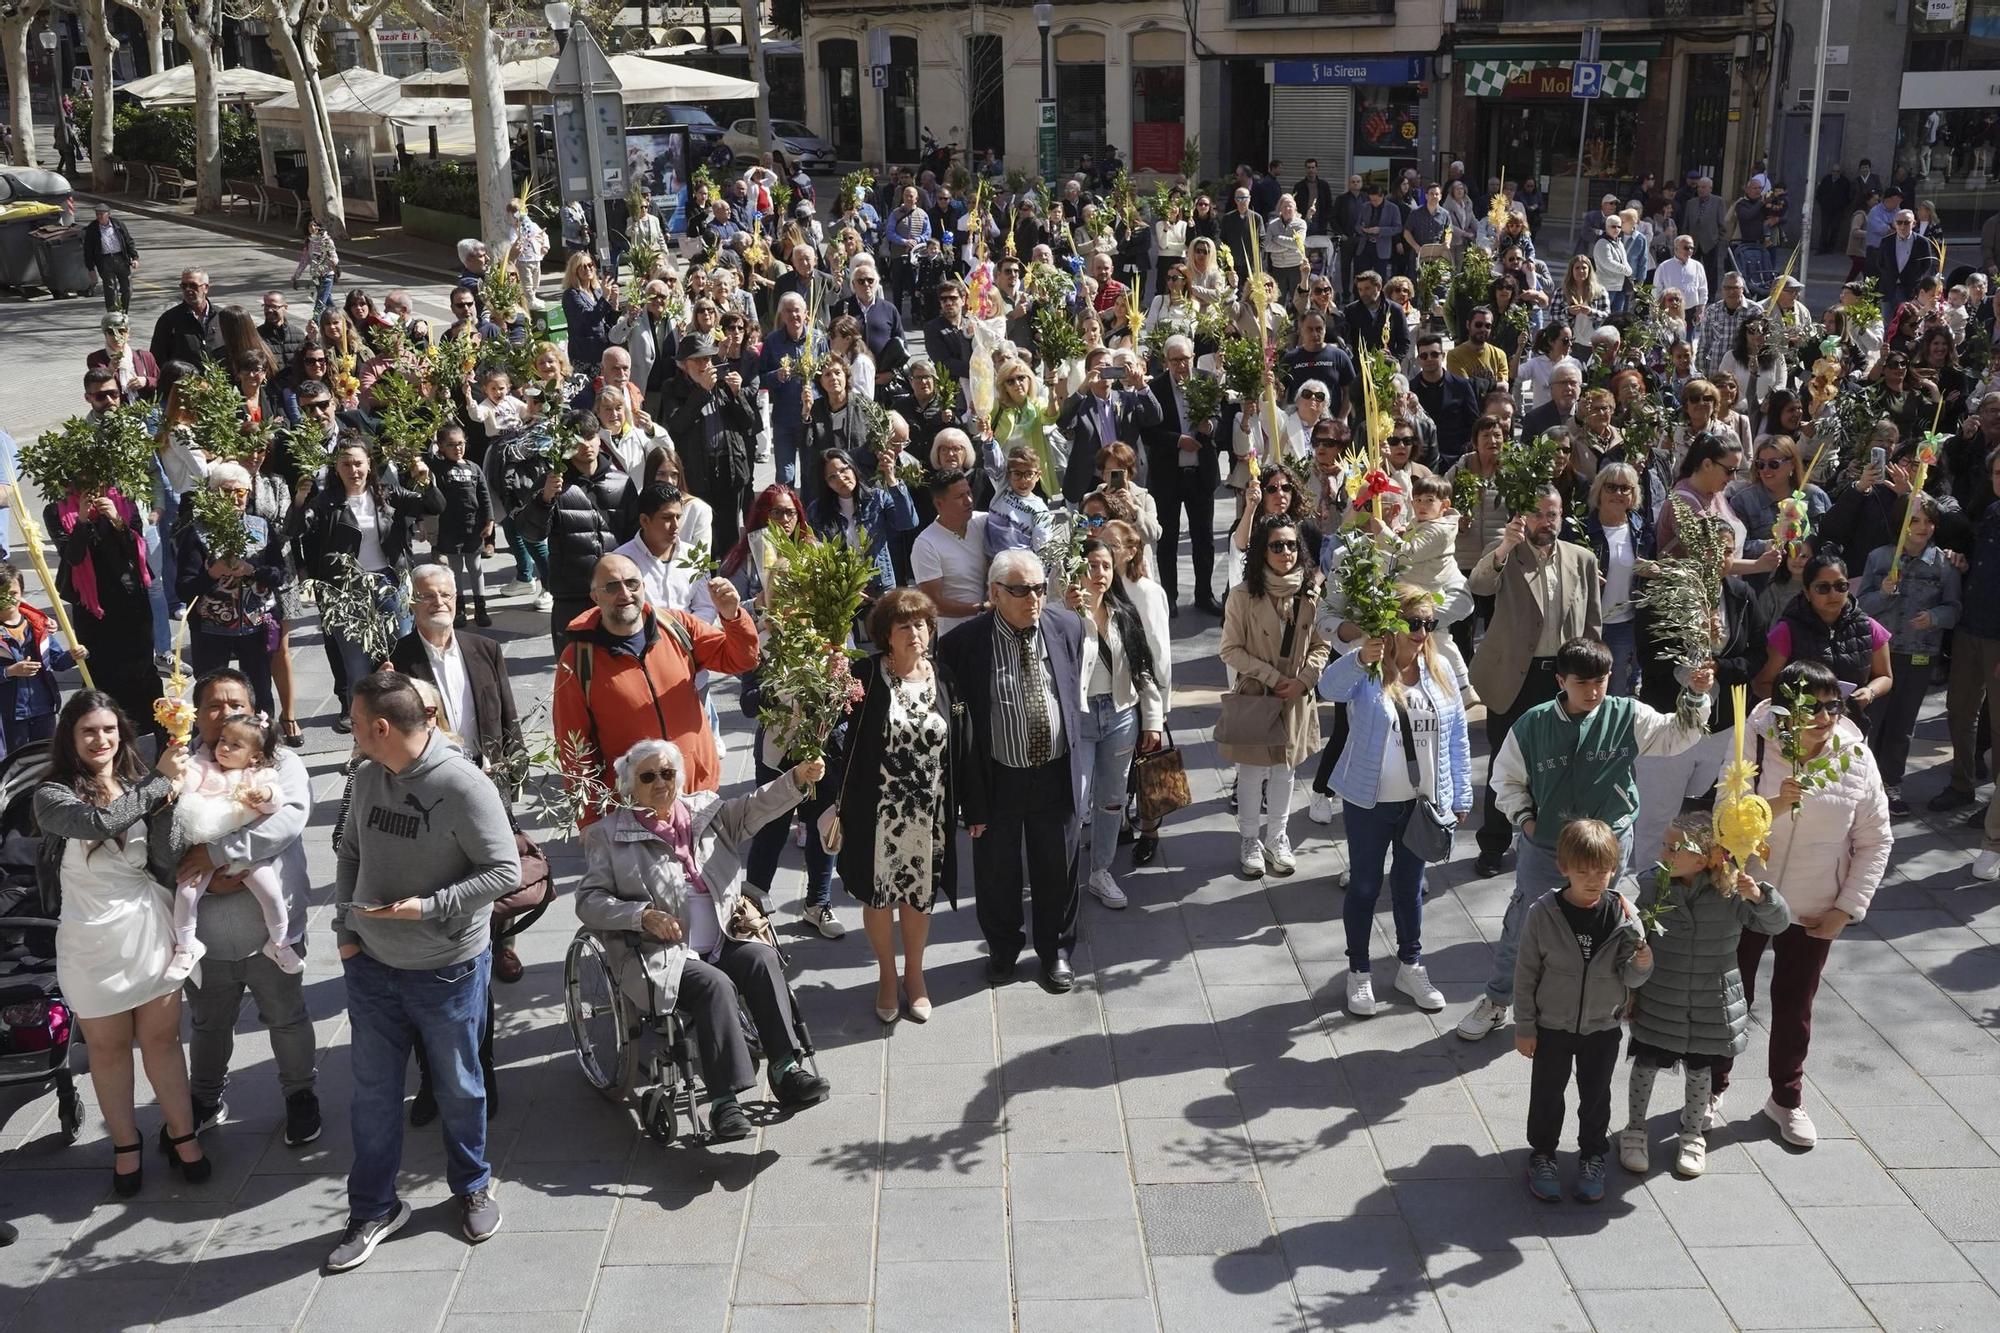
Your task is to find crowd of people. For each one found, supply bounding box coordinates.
[21,152,2000,1267]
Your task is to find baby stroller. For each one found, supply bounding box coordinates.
[563,905,819,1145]
[0,742,82,1145]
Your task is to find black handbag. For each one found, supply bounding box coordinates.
[1393,693,1457,864]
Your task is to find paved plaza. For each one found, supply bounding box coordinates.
[0,210,1998,1331]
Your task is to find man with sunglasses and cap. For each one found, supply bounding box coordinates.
[82,202,138,313]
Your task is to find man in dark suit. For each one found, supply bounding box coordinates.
[82,203,137,313]
[1057,348,1162,502]
[1873,209,1939,311]
[936,549,1089,993]
[1139,334,1223,615]
[389,564,523,777]
[1519,362,1583,444]
[1294,159,1337,245]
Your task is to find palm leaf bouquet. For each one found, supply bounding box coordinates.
[1182,371,1225,432]
[23,404,156,504]
[1768,675,1857,819]
[1635,495,1730,672]
[1333,531,1414,681]
[756,526,876,782]
[1493,432,1564,516]
[1417,255,1454,318]
[306,552,408,666]
[180,359,274,462]
[187,486,253,564]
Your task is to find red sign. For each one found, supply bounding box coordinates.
[1503,65,1576,98]
[1133,121,1184,173]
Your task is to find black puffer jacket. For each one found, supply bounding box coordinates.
[517,450,639,599]
[428,455,493,553]
[292,474,443,580]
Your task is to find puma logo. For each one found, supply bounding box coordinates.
[404,793,445,833]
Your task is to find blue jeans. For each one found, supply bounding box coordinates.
[745,734,835,909]
[772,426,801,489]
[502,518,549,587]
[344,947,491,1220]
[1342,798,1426,972]
[1077,695,1138,875]
[1603,619,1638,697]
[1607,287,1631,314]
[1486,825,1634,1006]
[311,273,336,319]
[332,572,413,696]
[145,518,171,656]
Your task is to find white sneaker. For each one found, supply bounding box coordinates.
[1087,870,1129,910]
[1262,834,1297,877]
[1701,1092,1727,1132]
[1976,850,2000,882]
[1345,971,1378,1017]
[1307,792,1335,825]
[1454,995,1507,1041]
[500,579,536,597]
[1238,837,1265,880]
[535,590,554,613]
[802,904,847,939]
[1673,1131,1707,1178]
[1394,961,1444,1012]
[1617,1126,1649,1174]
[262,940,306,976]
[1762,1095,1818,1148]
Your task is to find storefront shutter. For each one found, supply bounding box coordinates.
[1269,86,1353,188]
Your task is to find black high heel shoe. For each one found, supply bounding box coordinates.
[158,1127,211,1184]
[111,1141,143,1197]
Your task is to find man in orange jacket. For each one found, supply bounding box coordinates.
[553,553,759,821]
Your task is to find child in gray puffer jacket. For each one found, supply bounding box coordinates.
[1621,811,1790,1182]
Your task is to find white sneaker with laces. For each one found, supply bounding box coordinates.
[1975,850,2000,882]
[802,905,847,939]
[1454,995,1507,1041]
[1394,961,1444,1012]
[1088,870,1129,909]
[1238,837,1265,879]
[1262,834,1297,876]
[500,579,536,597]
[1307,792,1335,825]
[534,590,554,612]
[1762,1095,1818,1147]
[1345,971,1378,1017]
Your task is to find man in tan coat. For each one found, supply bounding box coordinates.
[1464,485,1602,878]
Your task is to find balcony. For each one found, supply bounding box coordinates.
[1454,0,1745,22]
[1229,0,1396,21]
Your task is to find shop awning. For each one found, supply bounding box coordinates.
[1463,59,1650,99]
[1453,40,1663,61]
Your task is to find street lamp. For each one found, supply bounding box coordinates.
[1034,2,1053,178]
[37,28,55,50]
[544,1,572,52]
[1033,2,1051,101]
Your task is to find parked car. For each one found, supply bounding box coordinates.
[723,119,835,174]
[629,103,729,160]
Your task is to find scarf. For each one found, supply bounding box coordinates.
[57,487,151,619]
[636,803,712,902]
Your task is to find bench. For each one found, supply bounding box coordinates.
[227,177,269,221]
[132,162,158,199]
[263,183,304,228]
[151,165,196,204]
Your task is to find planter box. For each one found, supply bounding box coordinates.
[400,201,480,245]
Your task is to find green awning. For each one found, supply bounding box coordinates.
[1453,40,1664,61]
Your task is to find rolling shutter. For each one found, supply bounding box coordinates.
[1269,86,1353,186]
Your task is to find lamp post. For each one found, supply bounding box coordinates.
[1034,2,1055,179]
[544,1,572,53]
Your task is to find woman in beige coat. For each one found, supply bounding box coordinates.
[1219,514,1331,880]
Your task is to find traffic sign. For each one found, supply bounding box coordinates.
[1572,61,1603,100]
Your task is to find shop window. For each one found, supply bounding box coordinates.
[1131,31,1186,173]
[884,34,920,161]
[966,32,1006,155]
[819,38,861,160]
[1055,32,1107,174]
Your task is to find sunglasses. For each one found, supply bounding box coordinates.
[1298,389,1327,401]
[1812,580,1850,595]
[1267,540,1300,553]
[1404,619,1437,636]
[1603,483,1635,495]
[1389,435,1417,446]
[299,400,332,412]
[1796,698,1844,718]
[999,582,1048,598]
[1755,458,1789,471]
[597,578,645,594]
[634,768,678,785]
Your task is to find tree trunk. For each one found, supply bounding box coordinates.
[350,23,381,74]
[461,24,514,251]
[78,0,117,185]
[1,5,46,168]
[139,8,163,76]
[744,0,770,158]
[170,3,224,212]
[266,12,347,236]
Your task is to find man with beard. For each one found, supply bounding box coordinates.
[150,268,224,367]
[1280,311,1354,410]
[667,334,759,556]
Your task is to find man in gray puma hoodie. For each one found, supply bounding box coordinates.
[328,671,520,1274]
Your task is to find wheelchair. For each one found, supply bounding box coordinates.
[562,916,820,1145]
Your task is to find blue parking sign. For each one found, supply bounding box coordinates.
[1572,61,1603,99]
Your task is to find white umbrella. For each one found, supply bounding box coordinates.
[118,65,293,107]
[401,54,759,103]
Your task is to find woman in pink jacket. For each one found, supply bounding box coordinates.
[1712,658,1893,1150]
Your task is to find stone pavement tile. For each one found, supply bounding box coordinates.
[53,1202,226,1276]
[487,1160,624,1232]
[725,1305,871,1332]
[878,1120,1004,1188]
[1256,1133,1396,1217]
[1108,1017,1226,1068]
[1824,971,2000,1077]
[1856,1281,2000,1333]
[744,1165,877,1228]
[1009,1216,1150,1300]
[1368,1113,1508,1180]
[500,1101,641,1163]
[298,1268,460,1332]
[1111,1058,1239,1120]
[1786,1003,1946,1109]
[883,1059,1000,1126]
[997,1035,1118,1093]
[1151,1252,1306,1333]
[1543,1208,1704,1290]
[1392,1179,1550,1255]
[454,1230,603,1312]
[1326,1006,1451,1057]
[1338,1051,1477,1118]
[1003,1086,1130,1152]
[1893,1168,2000,1241]
[1576,1287,1737,1333]
[1016,1296,1160,1333]
[876,1185,1005,1262]
[583,1264,731,1333]
[1425,1247,1592,1332]
[1797,1203,1979,1284]
[1843,1102,1999,1168]
[442,1317,583,1333]
[1953,1240,2000,1286]
[1688,1244,1873,1329]
[874,1258,1013,1333]
[153,1240,327,1329]
[1744,1137,1909,1207]
[878,998,998,1067]
[1931,1074,2000,1136]
[1649,1172,1812,1247]
[1278,1213,1429,1302]
[605,1184,753,1267]
[1137,1182,1274,1256]
[7,1272,185,1333]
[207,1173,348,1249]
[1008,1151,1139,1221]
[0,1166,128,1231]
[732,1223,873,1306]
[1225,1040,1345,1091]
[1125,1116,1255,1183]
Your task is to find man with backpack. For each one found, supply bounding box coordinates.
[552,553,759,823]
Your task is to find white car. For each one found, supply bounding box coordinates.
[723,119,835,173]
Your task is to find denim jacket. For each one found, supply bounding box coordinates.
[1316,650,1474,815]
[1854,541,1962,657]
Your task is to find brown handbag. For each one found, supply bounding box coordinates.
[1214,581,1312,749]
[1128,728,1193,821]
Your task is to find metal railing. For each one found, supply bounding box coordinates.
[1454,0,1744,20]
[1229,0,1396,20]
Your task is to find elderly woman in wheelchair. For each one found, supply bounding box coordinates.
[571,738,831,1141]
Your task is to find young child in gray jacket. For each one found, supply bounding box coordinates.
[1621,810,1790,1181]
[1515,818,1655,1205]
